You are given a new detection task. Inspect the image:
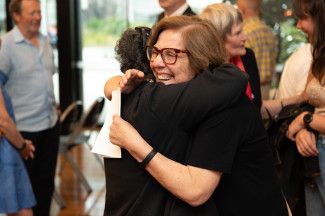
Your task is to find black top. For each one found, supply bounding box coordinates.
[104,64,247,216]
[241,48,262,109]
[156,6,196,23]
[190,96,288,215]
[103,64,287,216]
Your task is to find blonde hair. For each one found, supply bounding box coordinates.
[149,16,226,74]
[200,3,243,39]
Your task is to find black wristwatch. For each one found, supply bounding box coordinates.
[303,112,313,130]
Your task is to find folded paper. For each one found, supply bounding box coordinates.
[91,89,122,158]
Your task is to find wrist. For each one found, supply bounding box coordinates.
[140,149,158,168]
[303,112,313,130]
[15,140,27,152]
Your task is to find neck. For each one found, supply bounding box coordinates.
[165,1,186,16]
[17,26,38,40]
[243,10,260,19]
[17,25,39,47]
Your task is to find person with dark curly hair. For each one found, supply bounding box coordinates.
[115,27,153,79]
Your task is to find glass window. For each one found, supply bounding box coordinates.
[81,0,128,110]
[40,0,59,103]
[0,0,6,36]
[80,0,224,111]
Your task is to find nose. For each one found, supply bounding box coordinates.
[296,19,302,29]
[241,32,247,42]
[151,52,165,67]
[34,11,42,21]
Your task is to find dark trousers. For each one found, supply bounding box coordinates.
[22,120,60,216]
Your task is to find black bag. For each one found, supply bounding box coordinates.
[266,102,319,212]
[266,102,315,166]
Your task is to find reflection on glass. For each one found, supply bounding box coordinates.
[0,0,6,35]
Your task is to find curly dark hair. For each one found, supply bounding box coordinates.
[115,27,153,79]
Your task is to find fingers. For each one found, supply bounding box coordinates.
[29,151,35,159]
[286,129,295,141]
[112,114,121,122]
[296,141,317,157]
[295,130,318,157]
[21,142,36,160]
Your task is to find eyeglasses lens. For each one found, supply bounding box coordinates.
[146,47,177,65]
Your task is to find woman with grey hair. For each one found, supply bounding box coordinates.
[200,3,262,109]
[200,3,307,120]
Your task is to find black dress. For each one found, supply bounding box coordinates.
[190,96,288,215]
[104,64,288,216]
[241,48,262,109]
[104,64,247,216]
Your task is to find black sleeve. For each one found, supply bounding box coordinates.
[144,64,248,131]
[186,97,251,173]
[241,48,262,109]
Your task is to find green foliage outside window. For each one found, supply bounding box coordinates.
[227,0,307,65]
[83,17,128,46]
[277,19,306,64]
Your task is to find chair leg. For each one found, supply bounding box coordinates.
[86,140,105,170]
[93,152,105,170]
[53,189,66,209]
[62,151,93,194]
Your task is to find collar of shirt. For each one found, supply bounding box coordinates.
[164,3,189,17]
[243,16,266,27]
[12,26,44,45]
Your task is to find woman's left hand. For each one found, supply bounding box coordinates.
[287,112,307,140]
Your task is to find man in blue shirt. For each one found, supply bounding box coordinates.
[0,1,60,215]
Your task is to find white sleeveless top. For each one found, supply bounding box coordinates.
[306,78,325,115]
[306,77,325,138]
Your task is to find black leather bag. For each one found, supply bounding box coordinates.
[266,102,315,166]
[266,102,318,211]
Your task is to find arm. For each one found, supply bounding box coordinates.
[104,69,145,100]
[109,115,222,206]
[0,89,35,159]
[104,76,121,100]
[287,112,325,139]
[261,93,308,119]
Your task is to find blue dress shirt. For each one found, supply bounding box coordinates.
[0,26,58,131]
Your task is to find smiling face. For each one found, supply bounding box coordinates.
[149,29,195,85]
[224,22,247,59]
[13,0,41,38]
[296,15,315,43]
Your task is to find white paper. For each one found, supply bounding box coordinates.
[91,89,122,158]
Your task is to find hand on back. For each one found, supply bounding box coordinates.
[120,69,145,94]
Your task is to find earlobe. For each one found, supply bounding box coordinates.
[12,13,20,23]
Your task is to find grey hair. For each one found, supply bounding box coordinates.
[200,3,243,39]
